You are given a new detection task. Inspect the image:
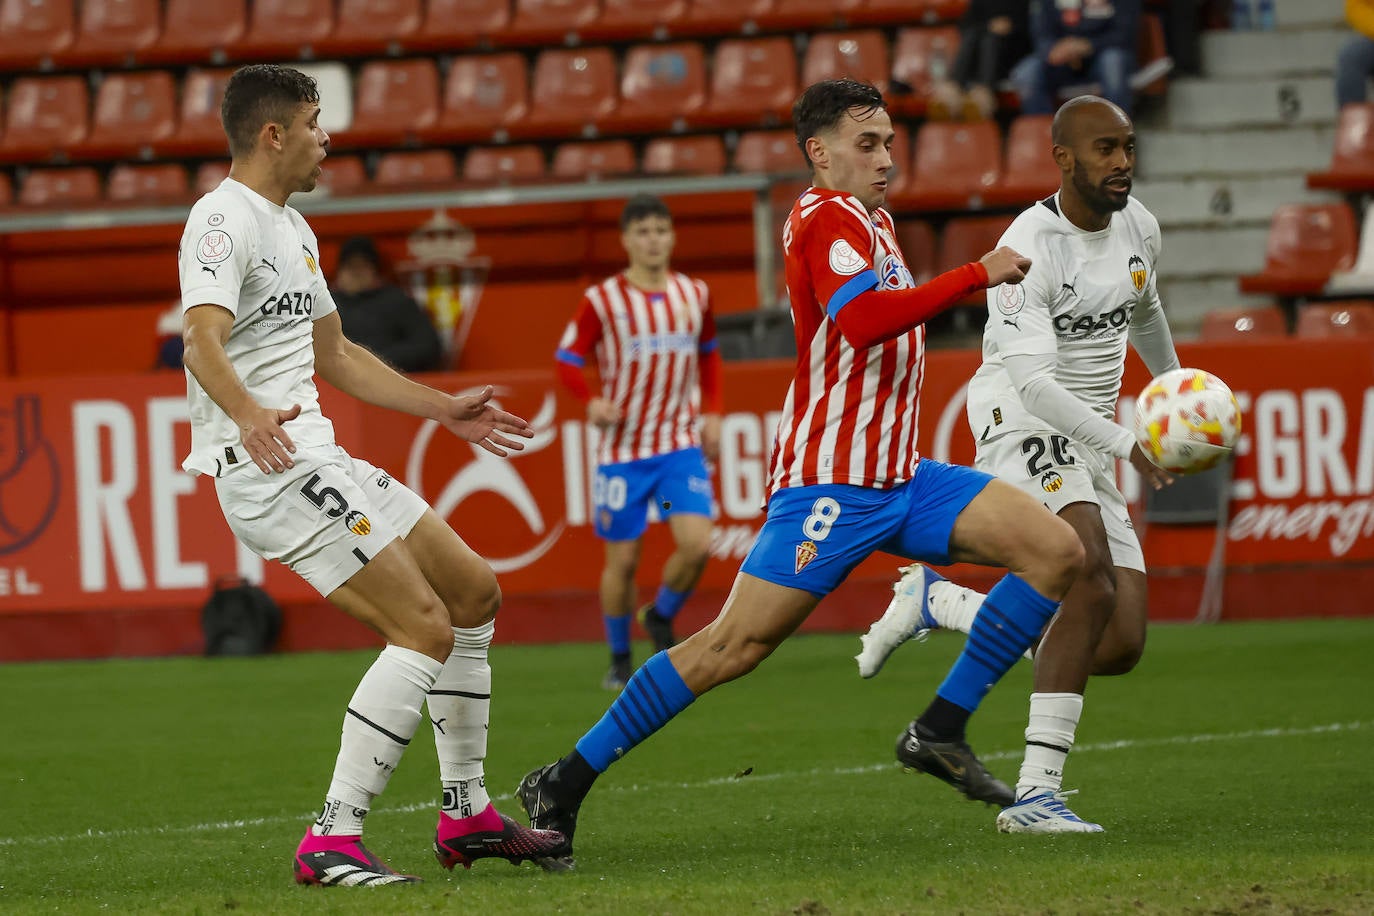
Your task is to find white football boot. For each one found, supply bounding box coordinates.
[855,564,946,679]
[996,790,1105,834]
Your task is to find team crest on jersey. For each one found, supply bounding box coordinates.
[1041,470,1064,493]
[828,239,867,276]
[878,253,915,290]
[197,229,233,264]
[1128,254,1147,292]
[303,247,318,275]
[345,510,372,536]
[997,283,1025,315]
[795,540,819,574]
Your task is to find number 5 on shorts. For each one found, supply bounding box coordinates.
[802,497,841,541]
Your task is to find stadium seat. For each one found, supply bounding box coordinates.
[1238,203,1358,296]
[1307,104,1374,193]
[584,0,689,41]
[314,155,369,195]
[642,136,727,175]
[1198,305,1288,341]
[335,59,439,149]
[859,0,965,27]
[884,122,914,199]
[680,0,775,36]
[461,145,546,184]
[148,0,247,64]
[800,31,890,92]
[734,130,805,175]
[985,114,1058,206]
[517,48,618,139]
[0,76,89,164]
[1294,301,1374,338]
[552,140,638,180]
[106,163,189,203]
[318,0,422,57]
[0,171,12,208]
[56,0,159,67]
[18,167,101,208]
[937,215,1013,303]
[0,0,74,70]
[195,160,231,195]
[894,219,936,284]
[1134,13,1172,97]
[889,121,1001,212]
[410,0,511,51]
[423,53,529,144]
[759,0,864,30]
[233,0,334,60]
[889,26,962,117]
[294,63,354,135]
[158,68,234,158]
[505,0,599,46]
[375,150,459,188]
[74,71,177,160]
[701,38,798,128]
[605,43,707,134]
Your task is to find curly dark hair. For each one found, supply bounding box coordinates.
[220,64,320,158]
[792,79,887,171]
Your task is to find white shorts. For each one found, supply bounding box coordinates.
[214,443,430,596]
[975,430,1144,572]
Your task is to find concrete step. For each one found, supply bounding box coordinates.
[1159,225,1270,278]
[1133,175,1338,228]
[1265,0,1345,28]
[1166,75,1336,130]
[1139,124,1336,179]
[1201,27,1348,78]
[1159,278,1279,337]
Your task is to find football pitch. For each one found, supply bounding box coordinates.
[3,618,1371,915]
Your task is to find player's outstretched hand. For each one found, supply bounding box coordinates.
[1128,443,1174,490]
[240,404,300,474]
[980,247,1032,286]
[441,385,535,457]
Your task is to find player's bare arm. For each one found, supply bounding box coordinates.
[700,413,722,461]
[182,303,300,474]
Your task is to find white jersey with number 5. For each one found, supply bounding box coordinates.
[177,178,338,476]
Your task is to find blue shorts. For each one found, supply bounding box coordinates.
[740,459,993,597]
[593,447,715,541]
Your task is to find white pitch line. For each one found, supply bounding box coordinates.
[1,719,1366,849]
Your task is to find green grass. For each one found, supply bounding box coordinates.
[3,619,1372,915]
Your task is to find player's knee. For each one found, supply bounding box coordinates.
[409,597,456,662]
[678,531,712,571]
[1036,519,1085,596]
[1096,636,1144,676]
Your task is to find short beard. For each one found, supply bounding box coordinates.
[1071,165,1129,214]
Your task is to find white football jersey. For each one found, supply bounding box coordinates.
[966,192,1163,443]
[177,178,338,476]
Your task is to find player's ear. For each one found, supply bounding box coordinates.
[261,120,284,152]
[1051,142,1073,174]
[804,136,827,170]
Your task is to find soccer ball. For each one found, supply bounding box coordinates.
[1132,368,1242,474]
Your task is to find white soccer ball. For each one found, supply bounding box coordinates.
[1132,368,1242,475]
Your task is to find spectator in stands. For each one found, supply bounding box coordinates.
[1338,0,1374,107]
[332,235,444,372]
[155,302,185,369]
[931,0,1033,121]
[1015,0,1141,115]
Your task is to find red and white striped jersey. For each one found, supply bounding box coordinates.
[557,272,718,465]
[769,187,924,495]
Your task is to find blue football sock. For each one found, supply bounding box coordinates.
[575,652,696,772]
[603,614,631,656]
[653,584,689,619]
[936,573,1059,714]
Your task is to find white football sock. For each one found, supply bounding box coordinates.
[313,644,443,836]
[1016,692,1084,801]
[928,579,984,633]
[430,621,494,818]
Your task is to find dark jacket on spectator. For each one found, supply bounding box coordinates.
[334,284,444,373]
[1030,0,1141,58]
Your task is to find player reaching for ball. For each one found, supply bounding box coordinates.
[856,95,1179,834]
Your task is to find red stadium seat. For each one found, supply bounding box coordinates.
[889,26,960,117]
[889,121,1001,212]
[605,43,707,133]
[233,0,334,60]
[800,31,890,92]
[0,171,13,208]
[375,150,459,188]
[318,0,422,57]
[518,48,618,139]
[462,145,546,184]
[985,114,1058,206]
[315,155,369,195]
[1135,13,1172,97]
[937,215,1013,303]
[1294,301,1374,338]
[0,76,89,164]
[1238,203,1358,297]
[505,0,599,46]
[410,0,511,51]
[701,38,798,128]
[107,163,189,203]
[680,0,774,36]
[759,0,864,30]
[336,59,439,149]
[642,135,726,175]
[861,0,966,26]
[0,0,74,70]
[18,167,101,208]
[884,122,913,200]
[423,53,529,144]
[734,129,805,175]
[552,140,638,180]
[195,160,231,195]
[1199,305,1288,341]
[584,0,689,41]
[74,71,177,161]
[57,0,160,67]
[149,0,247,64]
[894,219,936,284]
[158,68,234,158]
[1307,104,1374,193]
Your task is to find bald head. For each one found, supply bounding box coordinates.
[1051,95,1131,147]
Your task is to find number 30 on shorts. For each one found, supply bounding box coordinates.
[802,497,841,540]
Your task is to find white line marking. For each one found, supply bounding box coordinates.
[1,720,1366,849]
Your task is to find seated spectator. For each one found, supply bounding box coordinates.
[1014,0,1141,115]
[1338,0,1374,108]
[332,236,445,373]
[155,302,184,369]
[932,0,1032,121]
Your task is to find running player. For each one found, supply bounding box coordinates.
[514,78,1086,870]
[178,64,567,885]
[555,195,722,689]
[856,95,1177,833]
